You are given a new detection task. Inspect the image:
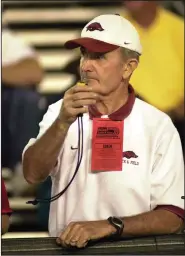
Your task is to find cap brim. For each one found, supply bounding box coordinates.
[64,37,119,53]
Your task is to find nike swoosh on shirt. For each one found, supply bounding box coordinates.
[71,146,78,150]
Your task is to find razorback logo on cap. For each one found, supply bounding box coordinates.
[122,151,138,159]
[86,22,104,32]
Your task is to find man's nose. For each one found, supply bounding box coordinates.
[81,58,93,72]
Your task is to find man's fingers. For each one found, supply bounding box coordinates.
[61,105,88,118]
[76,234,89,248]
[73,85,93,93]
[60,83,98,124]
[65,225,81,246]
[58,222,75,246]
[58,223,83,248]
[66,85,92,95]
[64,225,90,248]
[56,237,61,245]
[73,106,88,115]
[72,92,98,101]
[72,99,96,108]
[56,237,68,248]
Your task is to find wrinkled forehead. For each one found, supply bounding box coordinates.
[80,46,118,55]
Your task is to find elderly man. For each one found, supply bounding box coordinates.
[23,14,184,248]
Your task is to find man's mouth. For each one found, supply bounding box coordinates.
[86,78,98,81]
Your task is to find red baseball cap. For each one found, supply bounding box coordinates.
[64,14,142,54]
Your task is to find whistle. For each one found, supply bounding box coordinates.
[77,81,86,86]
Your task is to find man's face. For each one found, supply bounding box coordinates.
[79,47,125,96]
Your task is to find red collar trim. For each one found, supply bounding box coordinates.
[89,85,135,120]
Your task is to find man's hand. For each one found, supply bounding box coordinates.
[59,85,99,125]
[56,220,116,248]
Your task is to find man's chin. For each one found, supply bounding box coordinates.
[86,79,98,86]
[86,81,110,96]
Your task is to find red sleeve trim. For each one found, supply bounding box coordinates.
[154,205,185,220]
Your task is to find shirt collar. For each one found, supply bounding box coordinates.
[88,84,135,120]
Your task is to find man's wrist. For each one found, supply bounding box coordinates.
[56,117,70,133]
[107,216,124,236]
[107,220,118,235]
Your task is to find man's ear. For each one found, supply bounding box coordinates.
[122,59,138,80]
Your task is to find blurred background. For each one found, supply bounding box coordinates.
[2,0,184,238]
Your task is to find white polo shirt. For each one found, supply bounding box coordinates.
[24,97,184,237]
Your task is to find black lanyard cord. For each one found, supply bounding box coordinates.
[26,115,84,205]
